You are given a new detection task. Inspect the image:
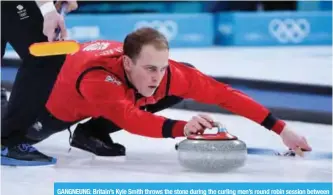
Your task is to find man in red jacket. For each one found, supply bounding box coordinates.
[2,27,311,166]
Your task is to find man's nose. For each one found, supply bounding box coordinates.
[152,71,163,82]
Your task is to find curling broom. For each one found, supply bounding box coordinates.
[29,3,80,57]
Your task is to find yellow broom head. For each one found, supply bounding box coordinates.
[29,40,80,57]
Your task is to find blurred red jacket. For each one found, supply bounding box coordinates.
[46,40,285,138]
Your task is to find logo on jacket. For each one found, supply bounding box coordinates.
[96,47,123,57]
[134,20,178,41]
[269,18,310,43]
[83,42,110,51]
[105,75,121,86]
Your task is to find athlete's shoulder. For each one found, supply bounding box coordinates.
[168,59,183,70]
[168,59,197,73]
[71,40,124,58]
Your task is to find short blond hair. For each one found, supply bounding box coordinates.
[123,27,169,61]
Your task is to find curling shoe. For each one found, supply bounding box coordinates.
[69,124,126,157]
[1,144,56,166]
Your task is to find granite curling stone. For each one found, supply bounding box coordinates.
[176,122,247,172]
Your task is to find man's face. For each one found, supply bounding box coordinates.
[124,44,169,97]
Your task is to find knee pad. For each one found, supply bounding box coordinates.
[25,113,71,143]
[25,122,65,143]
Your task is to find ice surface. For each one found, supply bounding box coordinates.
[170,46,332,86]
[1,110,332,195]
[4,46,332,86]
[2,46,332,194]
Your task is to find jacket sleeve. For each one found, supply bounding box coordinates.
[169,61,285,134]
[78,70,186,138]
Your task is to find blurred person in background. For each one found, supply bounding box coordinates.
[1,0,77,165]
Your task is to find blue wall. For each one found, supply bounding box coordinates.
[216,11,332,46]
[5,10,332,52]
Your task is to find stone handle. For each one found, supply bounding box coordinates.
[211,122,227,133]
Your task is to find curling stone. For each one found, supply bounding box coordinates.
[176,122,247,172]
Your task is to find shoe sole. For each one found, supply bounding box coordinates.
[1,156,57,166]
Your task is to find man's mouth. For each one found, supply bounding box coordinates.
[148,86,157,89]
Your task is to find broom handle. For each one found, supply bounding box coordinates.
[54,2,68,41]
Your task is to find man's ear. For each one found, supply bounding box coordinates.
[123,55,132,71]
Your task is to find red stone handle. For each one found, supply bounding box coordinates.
[186,122,238,140]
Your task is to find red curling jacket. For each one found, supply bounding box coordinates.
[46,40,285,138]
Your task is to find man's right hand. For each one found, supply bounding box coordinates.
[183,114,214,136]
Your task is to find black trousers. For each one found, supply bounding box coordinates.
[1,1,66,146]
[25,95,184,144]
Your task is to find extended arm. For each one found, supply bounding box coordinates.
[79,70,186,138]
